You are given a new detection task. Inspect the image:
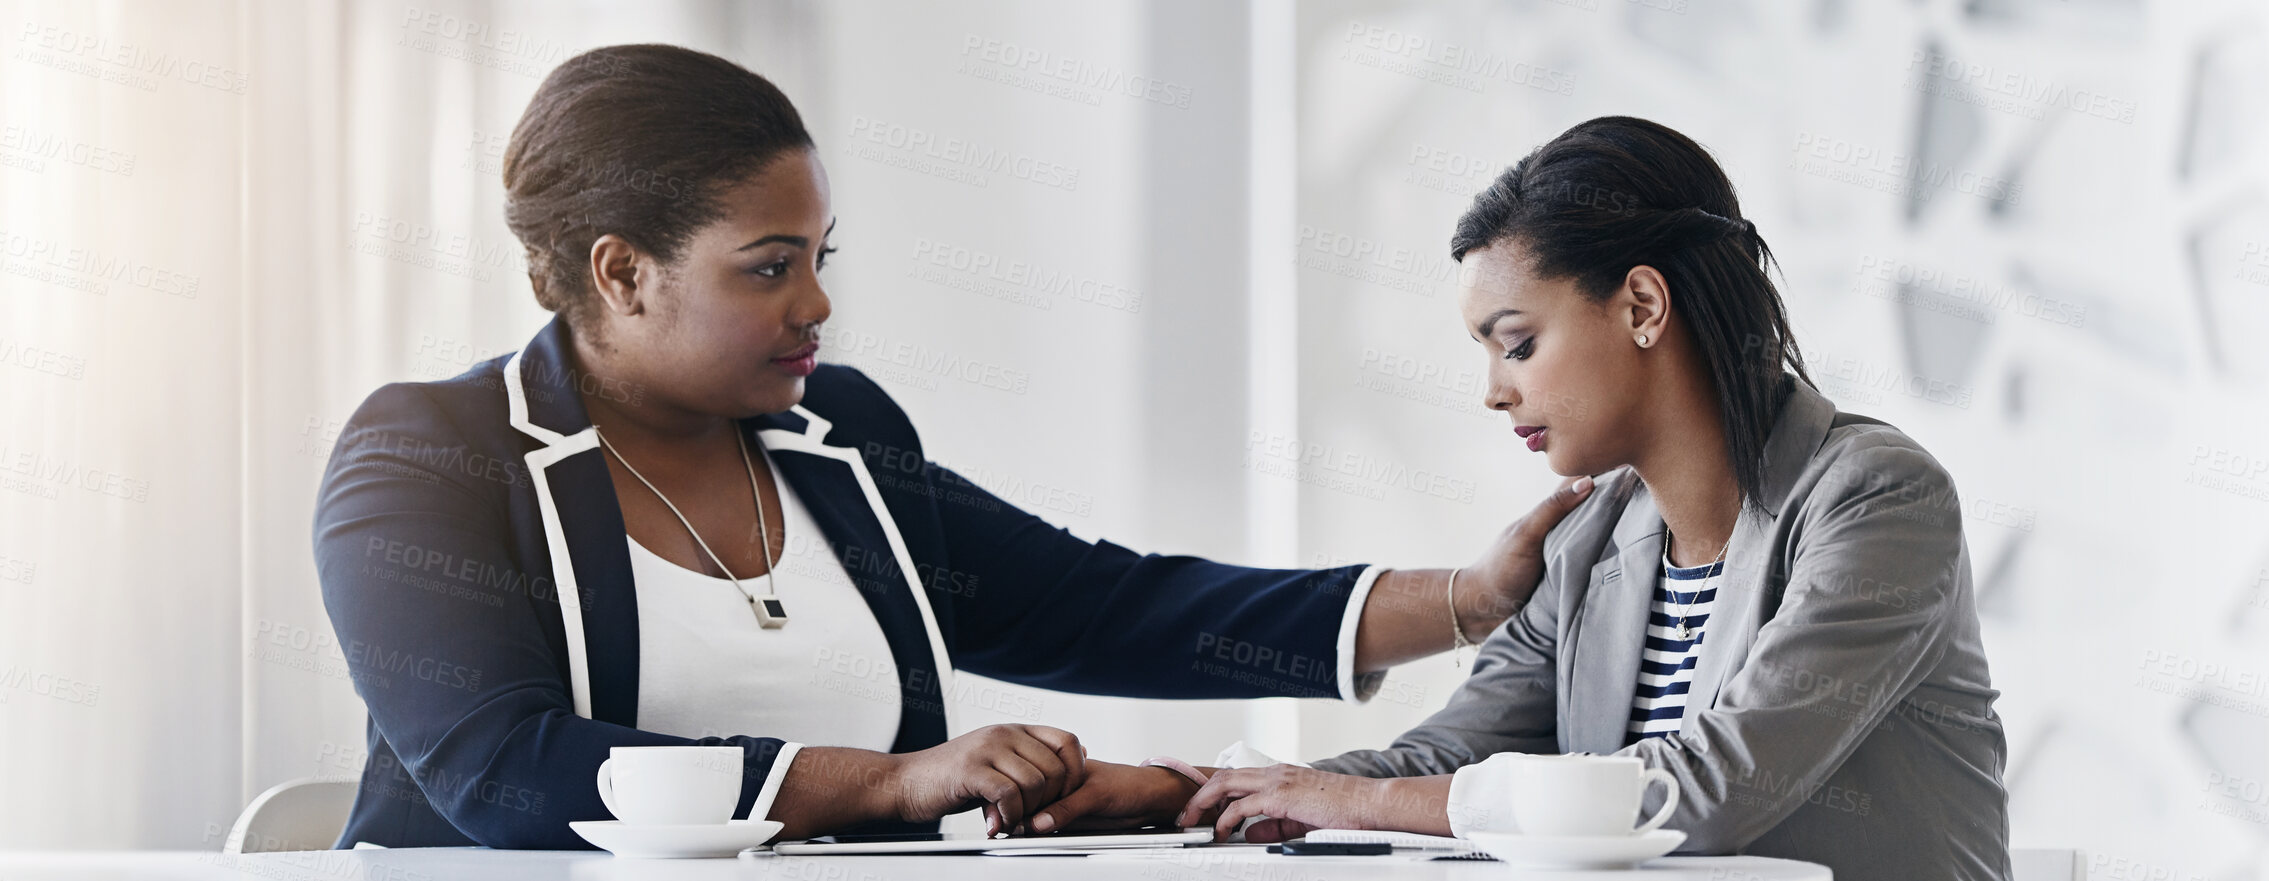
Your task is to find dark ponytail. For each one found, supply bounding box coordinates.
[1452,116,1812,511]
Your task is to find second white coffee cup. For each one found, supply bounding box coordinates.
[594,745,743,825]
[1507,754,1679,837]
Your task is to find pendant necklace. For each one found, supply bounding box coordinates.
[1660,527,1731,641]
[598,427,788,628]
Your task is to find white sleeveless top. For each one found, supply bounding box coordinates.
[629,454,902,752]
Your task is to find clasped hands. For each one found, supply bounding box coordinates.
[859,725,1408,841]
[1024,757,1427,842]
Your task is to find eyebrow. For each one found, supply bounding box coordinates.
[735,218,837,252]
[1476,308,1523,338]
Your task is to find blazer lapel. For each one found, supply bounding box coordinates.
[1679,507,1769,720]
[747,409,954,755]
[1564,486,1667,755]
[506,317,640,725]
[1677,375,1841,720]
[538,450,641,725]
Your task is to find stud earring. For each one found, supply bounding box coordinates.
[1637,334,1650,347]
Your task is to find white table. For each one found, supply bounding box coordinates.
[0,848,1830,879]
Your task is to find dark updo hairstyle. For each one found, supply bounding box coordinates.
[1451,116,1813,512]
[503,44,814,334]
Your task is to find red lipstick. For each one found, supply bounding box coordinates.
[773,342,819,377]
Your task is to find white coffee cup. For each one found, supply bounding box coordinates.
[593,746,743,826]
[1507,754,1679,837]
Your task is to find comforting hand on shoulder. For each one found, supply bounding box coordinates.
[1459,475,1594,634]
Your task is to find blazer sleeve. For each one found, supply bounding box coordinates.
[315,383,795,849]
[834,369,1380,702]
[1611,441,1967,853]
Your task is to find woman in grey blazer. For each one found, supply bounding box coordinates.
[1038,117,2011,881]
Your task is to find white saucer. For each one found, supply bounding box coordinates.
[1466,829,1686,869]
[568,819,784,858]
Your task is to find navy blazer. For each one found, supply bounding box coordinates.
[314,317,1378,849]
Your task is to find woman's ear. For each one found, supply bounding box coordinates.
[1624,264,1671,348]
[587,234,649,319]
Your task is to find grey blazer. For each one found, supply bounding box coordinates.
[1315,376,2011,881]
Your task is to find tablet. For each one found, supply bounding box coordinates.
[771,826,1213,855]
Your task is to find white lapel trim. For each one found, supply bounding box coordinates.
[505,348,600,718]
[758,405,959,728]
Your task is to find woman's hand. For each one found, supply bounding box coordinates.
[1353,474,1594,672]
[1456,474,1593,638]
[1027,759,1200,833]
[885,724,1088,836]
[1176,764,1438,842]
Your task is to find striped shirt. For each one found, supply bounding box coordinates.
[1626,558,1722,744]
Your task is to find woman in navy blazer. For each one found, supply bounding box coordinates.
[313,44,1583,850]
